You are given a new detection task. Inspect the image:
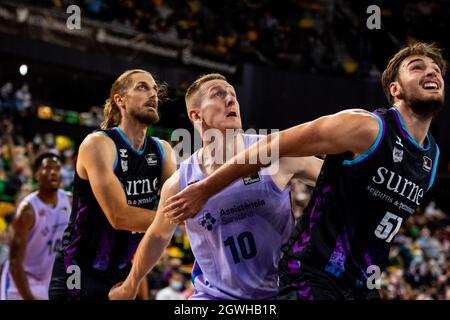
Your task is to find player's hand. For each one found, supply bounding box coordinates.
[108,281,137,300]
[163,181,210,224]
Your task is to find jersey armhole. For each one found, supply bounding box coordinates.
[343,112,385,166]
[26,201,39,239]
[151,137,166,163]
[427,145,440,191]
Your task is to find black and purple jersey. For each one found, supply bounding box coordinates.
[61,127,164,272]
[279,107,440,296]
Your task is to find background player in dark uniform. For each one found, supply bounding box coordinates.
[163,42,445,299]
[49,69,176,299]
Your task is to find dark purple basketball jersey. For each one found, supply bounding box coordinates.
[61,127,164,272]
[279,107,440,293]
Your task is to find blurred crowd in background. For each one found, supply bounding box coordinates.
[17,0,450,76]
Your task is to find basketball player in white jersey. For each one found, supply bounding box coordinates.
[1,153,71,300]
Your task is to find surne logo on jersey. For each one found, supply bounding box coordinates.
[422,156,432,172]
[145,153,158,166]
[125,178,159,196]
[392,147,403,163]
[372,167,424,205]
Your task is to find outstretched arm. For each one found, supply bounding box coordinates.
[108,172,180,300]
[164,110,380,223]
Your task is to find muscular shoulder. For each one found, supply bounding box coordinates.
[13,200,35,229]
[16,200,34,215]
[154,139,174,161]
[156,139,172,151]
[334,108,377,122]
[333,109,379,137]
[333,109,382,156]
[80,131,115,154]
[77,132,116,176]
[79,132,116,163]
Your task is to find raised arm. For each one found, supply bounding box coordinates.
[9,202,36,300]
[164,110,380,223]
[78,133,175,233]
[108,171,180,299]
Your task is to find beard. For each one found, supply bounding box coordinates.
[130,106,160,125]
[408,97,444,118]
[400,85,444,118]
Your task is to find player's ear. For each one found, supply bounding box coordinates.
[189,109,201,123]
[389,81,401,101]
[113,94,125,109]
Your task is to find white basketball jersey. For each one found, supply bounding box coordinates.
[1,189,71,300]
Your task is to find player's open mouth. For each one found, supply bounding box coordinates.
[145,103,156,110]
[226,112,237,118]
[422,81,439,90]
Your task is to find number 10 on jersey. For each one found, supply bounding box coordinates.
[224,232,257,264]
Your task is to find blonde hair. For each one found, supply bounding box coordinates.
[101,69,166,129]
[185,73,227,112]
[381,42,447,104]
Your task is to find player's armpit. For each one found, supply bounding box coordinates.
[290,156,324,187]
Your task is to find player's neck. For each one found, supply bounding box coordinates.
[200,132,244,174]
[394,103,432,148]
[37,190,58,207]
[118,122,148,151]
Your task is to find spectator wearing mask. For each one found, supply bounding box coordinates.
[155,270,185,300]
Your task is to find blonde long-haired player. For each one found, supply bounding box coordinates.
[48,70,176,300]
